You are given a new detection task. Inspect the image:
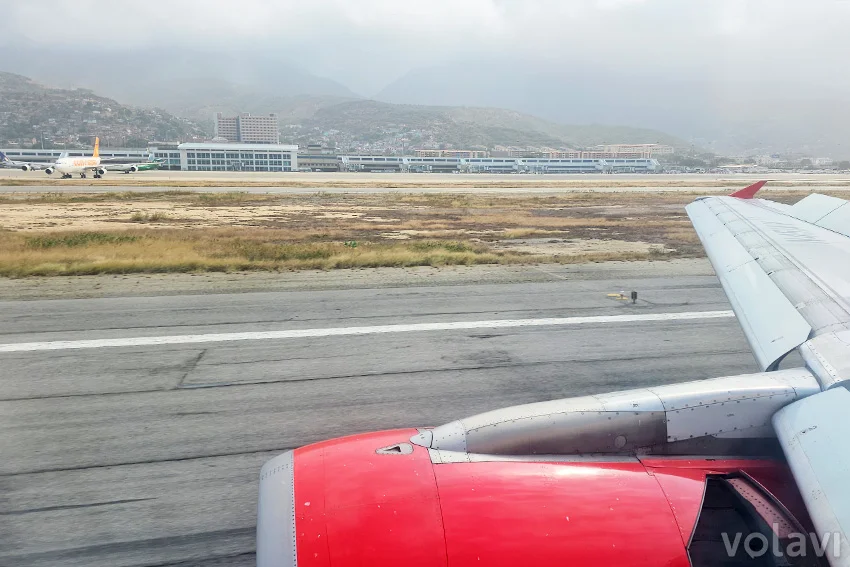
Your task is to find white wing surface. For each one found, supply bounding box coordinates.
[687,189,850,372]
[688,183,850,567]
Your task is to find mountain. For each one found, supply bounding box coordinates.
[0,72,207,147]
[291,99,687,151]
[0,45,360,132]
[0,44,359,127]
[377,63,850,158]
[0,70,686,153]
[0,44,358,100]
[118,78,355,130]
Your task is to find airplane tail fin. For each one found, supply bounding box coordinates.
[93,137,100,158]
[730,180,766,199]
[0,151,7,162]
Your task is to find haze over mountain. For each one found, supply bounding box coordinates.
[0,45,357,108]
[295,99,687,151]
[0,69,685,152]
[376,63,850,157]
[3,1,850,157]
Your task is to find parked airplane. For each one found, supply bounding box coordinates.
[0,151,46,170]
[46,137,106,178]
[0,138,106,178]
[257,180,850,567]
[1,140,161,178]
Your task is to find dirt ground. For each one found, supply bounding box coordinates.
[4,169,850,189]
[0,191,702,257]
[0,189,825,276]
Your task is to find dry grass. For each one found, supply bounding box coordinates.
[502,228,570,239]
[0,188,836,207]
[129,211,169,223]
[0,229,570,277]
[7,189,802,277]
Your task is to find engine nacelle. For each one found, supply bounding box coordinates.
[128,165,138,173]
[21,165,32,171]
[44,167,54,175]
[96,168,106,176]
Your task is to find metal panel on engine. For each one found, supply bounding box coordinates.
[773,388,850,567]
[426,369,820,457]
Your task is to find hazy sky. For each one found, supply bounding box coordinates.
[3,0,850,95]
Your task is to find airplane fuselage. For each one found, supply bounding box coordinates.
[52,156,101,175]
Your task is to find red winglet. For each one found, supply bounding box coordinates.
[730,180,767,199]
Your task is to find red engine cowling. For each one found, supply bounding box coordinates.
[258,430,699,567]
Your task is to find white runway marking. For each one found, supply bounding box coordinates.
[0,310,734,353]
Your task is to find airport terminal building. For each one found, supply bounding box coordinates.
[150,143,298,172]
[0,148,153,164]
[2,144,659,174]
[338,155,660,174]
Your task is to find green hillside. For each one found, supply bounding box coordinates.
[0,72,208,147]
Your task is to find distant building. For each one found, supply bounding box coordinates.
[490,148,548,158]
[214,113,280,144]
[336,155,660,174]
[547,149,655,159]
[813,157,834,166]
[579,150,654,159]
[214,114,238,142]
[547,150,581,159]
[0,147,157,164]
[298,153,340,172]
[594,144,675,156]
[305,143,337,155]
[148,143,182,170]
[414,149,489,158]
[178,142,297,171]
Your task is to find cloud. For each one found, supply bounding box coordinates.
[3,0,850,94]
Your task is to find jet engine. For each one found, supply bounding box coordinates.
[128,165,138,173]
[96,168,106,176]
[44,167,54,175]
[21,165,32,171]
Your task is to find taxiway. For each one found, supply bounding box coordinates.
[0,262,771,566]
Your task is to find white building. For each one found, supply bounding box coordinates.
[338,155,659,174]
[0,148,152,164]
[594,144,674,156]
[177,143,297,172]
[214,113,280,144]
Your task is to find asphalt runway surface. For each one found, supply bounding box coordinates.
[2,169,850,194]
[0,266,772,566]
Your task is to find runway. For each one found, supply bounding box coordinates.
[0,266,765,566]
[2,169,850,194]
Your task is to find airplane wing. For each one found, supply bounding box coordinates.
[103,163,132,172]
[686,183,850,372]
[103,161,161,173]
[14,162,45,170]
[687,182,850,565]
